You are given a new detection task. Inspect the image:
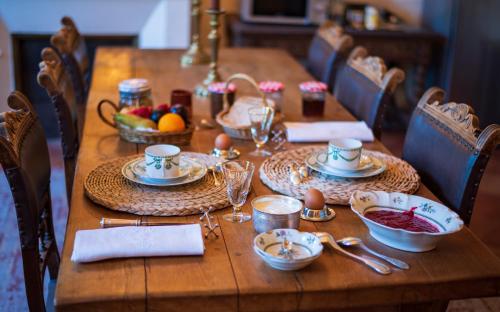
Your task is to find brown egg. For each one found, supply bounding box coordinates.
[215,133,232,150]
[304,188,325,210]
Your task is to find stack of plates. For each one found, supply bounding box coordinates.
[253,229,323,271]
[305,150,386,179]
[122,155,207,187]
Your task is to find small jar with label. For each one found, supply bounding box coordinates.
[118,78,153,109]
[258,81,284,113]
[299,81,328,117]
[208,82,237,119]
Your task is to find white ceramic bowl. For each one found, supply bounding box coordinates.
[253,229,323,271]
[350,191,464,252]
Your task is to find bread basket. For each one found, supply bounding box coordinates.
[97,100,193,145]
[215,73,282,140]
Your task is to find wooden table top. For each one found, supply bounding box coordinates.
[55,47,500,312]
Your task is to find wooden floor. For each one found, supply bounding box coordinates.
[0,133,498,311]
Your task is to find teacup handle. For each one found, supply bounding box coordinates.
[97,99,119,129]
[316,151,329,163]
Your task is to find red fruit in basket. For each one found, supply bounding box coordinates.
[130,106,153,119]
[157,103,170,113]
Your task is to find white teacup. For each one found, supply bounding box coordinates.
[320,138,362,170]
[145,144,181,179]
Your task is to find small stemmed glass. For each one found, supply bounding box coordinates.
[222,160,255,223]
[248,106,274,156]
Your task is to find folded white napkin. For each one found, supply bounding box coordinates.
[71,224,204,263]
[284,121,375,142]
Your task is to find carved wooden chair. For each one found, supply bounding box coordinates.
[38,49,79,203]
[0,91,60,312]
[403,87,500,224]
[333,46,405,139]
[306,22,353,89]
[51,16,89,136]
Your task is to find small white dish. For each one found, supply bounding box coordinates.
[253,229,323,271]
[122,157,207,187]
[131,158,190,182]
[350,191,464,252]
[306,151,386,179]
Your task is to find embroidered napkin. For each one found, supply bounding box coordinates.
[284,121,375,142]
[71,224,204,263]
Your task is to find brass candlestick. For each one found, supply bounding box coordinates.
[181,0,209,67]
[195,9,225,97]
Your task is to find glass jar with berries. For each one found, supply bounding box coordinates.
[118,78,153,109]
[208,82,237,119]
[258,81,284,113]
[299,81,328,117]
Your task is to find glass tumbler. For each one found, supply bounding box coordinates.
[248,106,275,156]
[222,160,255,223]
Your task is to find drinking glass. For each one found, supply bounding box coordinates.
[248,106,274,156]
[222,160,255,223]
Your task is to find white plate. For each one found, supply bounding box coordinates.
[131,157,190,182]
[350,191,464,252]
[315,151,374,172]
[122,157,207,187]
[305,151,386,178]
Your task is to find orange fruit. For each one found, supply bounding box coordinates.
[158,113,186,132]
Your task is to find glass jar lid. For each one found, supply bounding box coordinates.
[259,81,284,93]
[119,78,151,93]
[299,81,328,93]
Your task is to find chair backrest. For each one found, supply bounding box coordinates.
[37,50,79,202]
[402,87,500,224]
[0,91,60,312]
[51,16,89,135]
[333,46,405,139]
[307,23,353,89]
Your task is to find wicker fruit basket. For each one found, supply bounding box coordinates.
[215,73,282,140]
[97,99,193,145]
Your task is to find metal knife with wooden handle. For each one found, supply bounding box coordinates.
[100,218,192,228]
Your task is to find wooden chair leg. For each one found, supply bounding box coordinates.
[47,247,60,280]
[22,250,46,312]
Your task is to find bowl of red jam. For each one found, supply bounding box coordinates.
[350,191,463,252]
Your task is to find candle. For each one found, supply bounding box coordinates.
[210,0,220,10]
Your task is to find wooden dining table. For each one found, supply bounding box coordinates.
[55,47,500,311]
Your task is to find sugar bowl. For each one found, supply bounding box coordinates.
[252,195,302,233]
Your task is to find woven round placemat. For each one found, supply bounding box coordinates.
[84,152,229,216]
[259,146,420,205]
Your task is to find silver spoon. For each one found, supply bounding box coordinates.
[199,118,215,129]
[280,237,294,260]
[314,232,391,275]
[337,237,410,270]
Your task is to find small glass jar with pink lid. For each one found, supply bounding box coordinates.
[208,82,237,119]
[299,81,328,117]
[258,80,285,113]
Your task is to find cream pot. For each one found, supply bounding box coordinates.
[252,195,302,233]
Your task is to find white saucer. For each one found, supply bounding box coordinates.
[122,157,207,186]
[131,158,190,182]
[315,151,374,172]
[305,152,386,179]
